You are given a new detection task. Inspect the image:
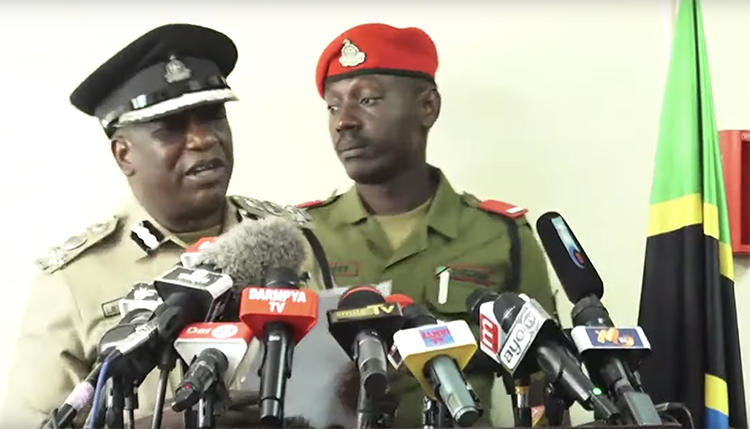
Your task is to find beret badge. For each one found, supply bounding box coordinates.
[338,38,366,67]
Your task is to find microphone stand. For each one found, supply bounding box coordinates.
[357,383,385,429]
[152,347,177,429]
[513,374,532,427]
[423,397,453,428]
[544,383,569,427]
[123,383,138,429]
[104,377,124,429]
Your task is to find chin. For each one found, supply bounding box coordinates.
[342,159,394,185]
[189,186,228,210]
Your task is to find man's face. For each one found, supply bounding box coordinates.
[115,103,234,220]
[324,75,426,184]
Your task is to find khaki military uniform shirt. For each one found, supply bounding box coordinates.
[306,169,556,427]
[1,195,322,427]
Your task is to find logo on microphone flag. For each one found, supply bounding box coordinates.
[419,326,454,347]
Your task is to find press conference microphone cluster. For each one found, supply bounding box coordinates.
[536,212,662,426]
[467,289,621,424]
[46,215,315,429]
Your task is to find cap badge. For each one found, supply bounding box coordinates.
[339,38,366,67]
[164,55,192,83]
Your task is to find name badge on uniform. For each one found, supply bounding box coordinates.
[330,261,360,278]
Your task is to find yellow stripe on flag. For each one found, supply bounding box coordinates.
[719,241,734,281]
[705,373,729,416]
[647,194,702,237]
[703,201,719,240]
[648,196,733,280]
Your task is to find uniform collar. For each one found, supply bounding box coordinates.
[332,167,461,239]
[122,197,241,260]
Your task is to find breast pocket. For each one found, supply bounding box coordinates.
[424,264,495,317]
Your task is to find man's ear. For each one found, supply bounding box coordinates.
[420,87,441,129]
[111,131,135,177]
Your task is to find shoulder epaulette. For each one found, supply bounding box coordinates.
[229,195,311,226]
[462,193,528,219]
[296,191,341,211]
[477,199,528,219]
[296,200,325,209]
[35,215,120,274]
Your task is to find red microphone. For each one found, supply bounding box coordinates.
[238,267,318,427]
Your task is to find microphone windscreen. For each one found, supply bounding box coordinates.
[195,216,306,286]
[536,211,603,302]
[337,286,385,309]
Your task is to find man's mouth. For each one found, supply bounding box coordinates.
[186,158,226,176]
[338,146,369,159]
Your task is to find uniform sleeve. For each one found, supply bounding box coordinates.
[516,219,557,316]
[0,271,91,427]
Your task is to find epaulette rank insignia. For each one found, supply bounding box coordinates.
[35,215,119,274]
[477,199,528,219]
[230,195,311,227]
[295,200,324,209]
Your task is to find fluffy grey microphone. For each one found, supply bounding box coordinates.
[193,216,307,286]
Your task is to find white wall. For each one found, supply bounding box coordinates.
[0,0,746,422]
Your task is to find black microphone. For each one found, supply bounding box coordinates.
[172,348,229,412]
[493,292,620,423]
[536,212,662,425]
[327,286,405,399]
[43,306,153,429]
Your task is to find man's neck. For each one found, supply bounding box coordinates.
[356,164,437,215]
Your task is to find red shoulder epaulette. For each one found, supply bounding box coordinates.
[477,200,528,219]
[295,200,325,209]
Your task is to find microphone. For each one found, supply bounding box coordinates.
[536,212,662,425]
[492,292,620,422]
[467,288,534,426]
[117,215,309,358]
[239,267,318,427]
[44,289,162,429]
[327,286,405,398]
[172,322,254,412]
[391,304,481,427]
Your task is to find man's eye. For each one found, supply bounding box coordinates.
[360,97,380,105]
[327,105,339,113]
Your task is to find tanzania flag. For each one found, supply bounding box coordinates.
[637,0,747,428]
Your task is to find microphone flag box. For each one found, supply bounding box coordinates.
[497,298,555,374]
[154,265,233,300]
[392,320,477,399]
[326,302,404,356]
[571,326,651,367]
[239,287,318,343]
[174,322,253,385]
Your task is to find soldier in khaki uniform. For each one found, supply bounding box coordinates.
[307,23,557,426]
[1,24,324,427]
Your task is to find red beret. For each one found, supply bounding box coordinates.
[315,23,438,98]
